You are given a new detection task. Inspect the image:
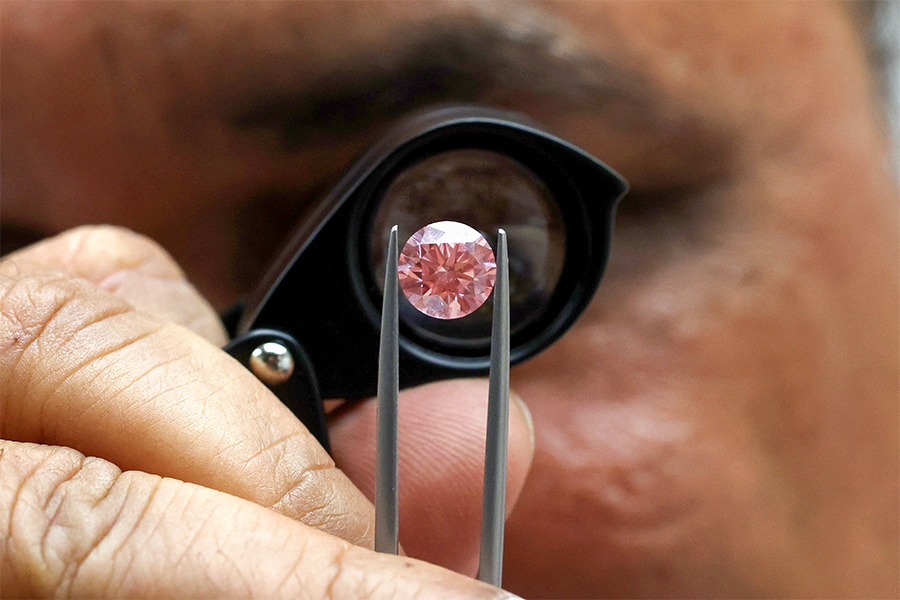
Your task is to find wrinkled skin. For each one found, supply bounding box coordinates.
[1,1,897,598]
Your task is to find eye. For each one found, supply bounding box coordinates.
[367,149,566,350]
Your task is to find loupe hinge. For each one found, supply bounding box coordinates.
[224,328,330,453]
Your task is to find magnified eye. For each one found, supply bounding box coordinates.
[368,149,566,351]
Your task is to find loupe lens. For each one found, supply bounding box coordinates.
[369,149,565,350]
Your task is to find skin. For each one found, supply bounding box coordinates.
[1,1,897,598]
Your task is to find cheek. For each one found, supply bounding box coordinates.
[504,231,840,594]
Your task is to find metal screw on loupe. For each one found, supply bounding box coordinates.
[249,342,295,386]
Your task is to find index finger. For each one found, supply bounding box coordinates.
[0,263,374,547]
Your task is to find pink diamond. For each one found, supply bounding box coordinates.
[398,221,497,319]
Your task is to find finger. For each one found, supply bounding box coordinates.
[0,268,373,547]
[3,225,227,345]
[0,441,516,599]
[329,379,536,576]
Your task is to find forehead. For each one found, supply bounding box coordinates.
[2,2,868,176]
[0,1,881,305]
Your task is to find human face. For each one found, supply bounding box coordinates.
[2,1,897,597]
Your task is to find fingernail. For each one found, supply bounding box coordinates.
[510,389,535,461]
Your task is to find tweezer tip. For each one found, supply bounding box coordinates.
[479,229,511,587]
[375,225,400,555]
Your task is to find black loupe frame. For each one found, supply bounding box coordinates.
[234,106,627,401]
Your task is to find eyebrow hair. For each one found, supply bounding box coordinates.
[225,5,738,206]
[220,6,740,292]
[227,12,659,151]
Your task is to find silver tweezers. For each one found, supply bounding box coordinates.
[375,225,510,587]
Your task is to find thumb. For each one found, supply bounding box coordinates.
[329,379,536,576]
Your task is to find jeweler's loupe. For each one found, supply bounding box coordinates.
[224,106,627,451]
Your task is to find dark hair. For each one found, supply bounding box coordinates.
[855,1,899,155]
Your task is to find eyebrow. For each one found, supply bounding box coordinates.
[227,13,661,150]
[226,8,737,199]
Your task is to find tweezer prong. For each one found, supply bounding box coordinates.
[375,225,400,554]
[478,229,510,587]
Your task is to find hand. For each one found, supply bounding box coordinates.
[0,226,534,597]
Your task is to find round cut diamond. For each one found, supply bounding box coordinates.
[398,221,497,319]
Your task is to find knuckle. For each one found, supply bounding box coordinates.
[0,268,132,385]
[251,427,376,546]
[254,434,347,520]
[0,271,88,412]
[51,225,187,284]
[0,268,161,439]
[0,442,126,597]
[279,467,338,522]
[0,267,131,357]
[271,462,375,548]
[1,225,186,289]
[14,226,226,345]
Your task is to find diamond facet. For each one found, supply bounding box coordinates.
[398,221,497,319]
